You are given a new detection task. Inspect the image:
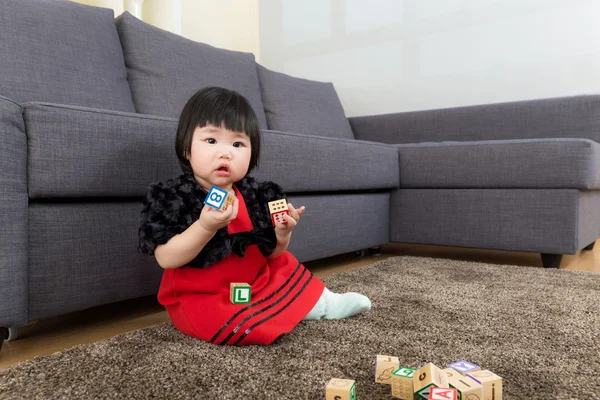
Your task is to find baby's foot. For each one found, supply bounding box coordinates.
[323,288,371,320]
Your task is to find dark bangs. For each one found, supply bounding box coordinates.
[175,87,261,175]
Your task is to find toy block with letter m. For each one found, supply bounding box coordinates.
[447,360,481,376]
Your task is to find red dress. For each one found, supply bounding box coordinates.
[157,185,325,346]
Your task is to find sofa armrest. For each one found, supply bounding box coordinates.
[0,96,28,327]
[348,95,600,144]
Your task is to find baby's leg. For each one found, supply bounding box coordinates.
[302,287,371,321]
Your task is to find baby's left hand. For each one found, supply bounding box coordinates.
[274,203,305,237]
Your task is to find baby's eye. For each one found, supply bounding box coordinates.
[233,142,244,148]
[205,138,216,144]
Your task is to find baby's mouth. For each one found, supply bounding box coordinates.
[215,164,231,176]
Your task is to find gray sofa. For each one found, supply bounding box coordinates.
[0,0,598,350]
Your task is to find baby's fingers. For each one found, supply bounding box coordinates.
[283,213,297,228]
[287,203,305,220]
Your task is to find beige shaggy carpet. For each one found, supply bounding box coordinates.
[1,256,599,399]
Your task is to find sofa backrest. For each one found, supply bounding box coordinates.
[0,0,135,112]
[115,12,268,128]
[257,64,355,140]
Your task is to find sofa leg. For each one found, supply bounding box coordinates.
[0,327,7,351]
[368,246,382,256]
[583,241,595,251]
[541,253,562,268]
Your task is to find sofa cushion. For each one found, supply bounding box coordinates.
[397,138,600,190]
[0,0,135,112]
[253,130,398,192]
[24,102,181,199]
[24,102,398,198]
[0,96,28,326]
[115,12,267,127]
[257,65,355,140]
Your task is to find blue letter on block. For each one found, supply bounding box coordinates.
[204,186,228,210]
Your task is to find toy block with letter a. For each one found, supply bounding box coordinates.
[413,363,449,399]
[268,199,289,225]
[447,360,481,376]
[391,366,415,399]
[443,368,483,400]
[204,185,235,211]
[429,387,458,400]
[466,370,502,400]
[230,282,251,304]
[375,355,400,384]
[325,378,356,400]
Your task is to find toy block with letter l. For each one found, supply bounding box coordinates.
[230,282,251,304]
[375,355,400,384]
[391,366,415,399]
[268,199,289,225]
[429,387,458,400]
[413,363,449,399]
[447,360,481,376]
[442,368,483,400]
[204,185,235,211]
[466,370,502,400]
[325,378,356,400]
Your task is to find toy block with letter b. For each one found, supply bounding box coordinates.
[230,282,251,304]
[391,366,415,399]
[443,368,483,400]
[204,185,235,211]
[325,378,356,400]
[466,370,502,400]
[268,199,289,225]
[375,355,400,384]
[447,360,481,376]
[429,387,458,400]
[413,363,449,400]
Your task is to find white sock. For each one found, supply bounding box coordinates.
[302,292,326,321]
[322,287,371,320]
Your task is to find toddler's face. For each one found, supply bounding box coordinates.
[188,124,251,192]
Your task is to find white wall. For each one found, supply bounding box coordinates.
[70,0,259,56]
[181,0,259,56]
[259,0,600,117]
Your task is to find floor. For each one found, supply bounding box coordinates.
[1,240,598,369]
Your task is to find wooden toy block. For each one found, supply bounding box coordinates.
[222,193,235,210]
[413,363,449,400]
[325,378,356,400]
[466,370,502,400]
[443,368,483,400]
[429,387,458,400]
[230,282,251,304]
[268,199,289,225]
[204,185,235,211]
[391,366,415,399]
[268,199,287,214]
[375,355,400,384]
[447,360,481,376]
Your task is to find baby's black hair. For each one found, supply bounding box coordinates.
[175,87,261,175]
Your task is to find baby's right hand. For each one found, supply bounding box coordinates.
[199,198,239,232]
